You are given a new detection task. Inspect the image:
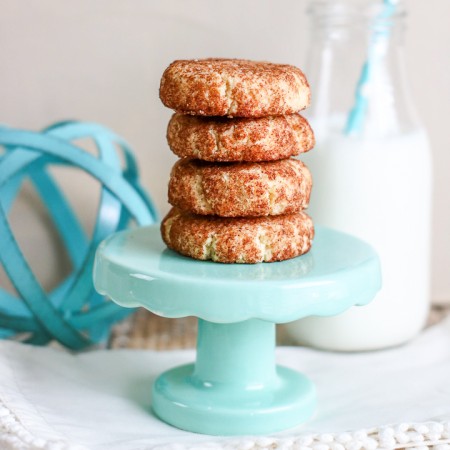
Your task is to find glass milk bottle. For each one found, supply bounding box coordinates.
[286,0,432,350]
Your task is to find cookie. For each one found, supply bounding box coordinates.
[168,158,312,217]
[167,113,315,162]
[161,207,314,263]
[160,59,310,117]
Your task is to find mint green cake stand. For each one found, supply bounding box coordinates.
[93,225,381,436]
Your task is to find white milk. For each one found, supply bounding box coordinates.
[286,127,432,351]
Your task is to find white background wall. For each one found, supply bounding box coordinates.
[0,1,449,303]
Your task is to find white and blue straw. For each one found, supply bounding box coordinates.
[344,0,398,135]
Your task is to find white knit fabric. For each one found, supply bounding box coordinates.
[1,316,450,450]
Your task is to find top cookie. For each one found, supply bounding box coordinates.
[159,58,310,117]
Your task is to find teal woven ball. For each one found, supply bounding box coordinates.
[0,121,158,349]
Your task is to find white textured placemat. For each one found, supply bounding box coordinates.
[1,317,450,450]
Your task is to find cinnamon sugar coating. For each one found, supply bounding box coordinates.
[160,59,310,117]
[168,158,312,217]
[161,207,314,263]
[167,113,315,162]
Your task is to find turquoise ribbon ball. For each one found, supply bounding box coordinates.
[0,121,158,349]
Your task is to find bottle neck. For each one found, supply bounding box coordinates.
[306,0,421,138]
[308,0,406,36]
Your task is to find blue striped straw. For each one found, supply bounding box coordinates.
[344,0,398,135]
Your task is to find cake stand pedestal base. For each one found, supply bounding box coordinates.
[152,319,315,435]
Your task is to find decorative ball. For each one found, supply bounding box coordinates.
[0,121,158,349]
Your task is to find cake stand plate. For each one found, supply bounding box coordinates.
[94,225,381,435]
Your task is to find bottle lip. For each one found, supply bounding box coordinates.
[307,0,406,23]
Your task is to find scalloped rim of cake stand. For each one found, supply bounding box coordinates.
[93,225,381,324]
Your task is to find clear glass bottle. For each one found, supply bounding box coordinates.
[285,0,433,351]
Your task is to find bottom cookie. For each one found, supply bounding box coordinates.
[161,207,314,264]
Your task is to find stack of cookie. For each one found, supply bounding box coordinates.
[159,58,315,264]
